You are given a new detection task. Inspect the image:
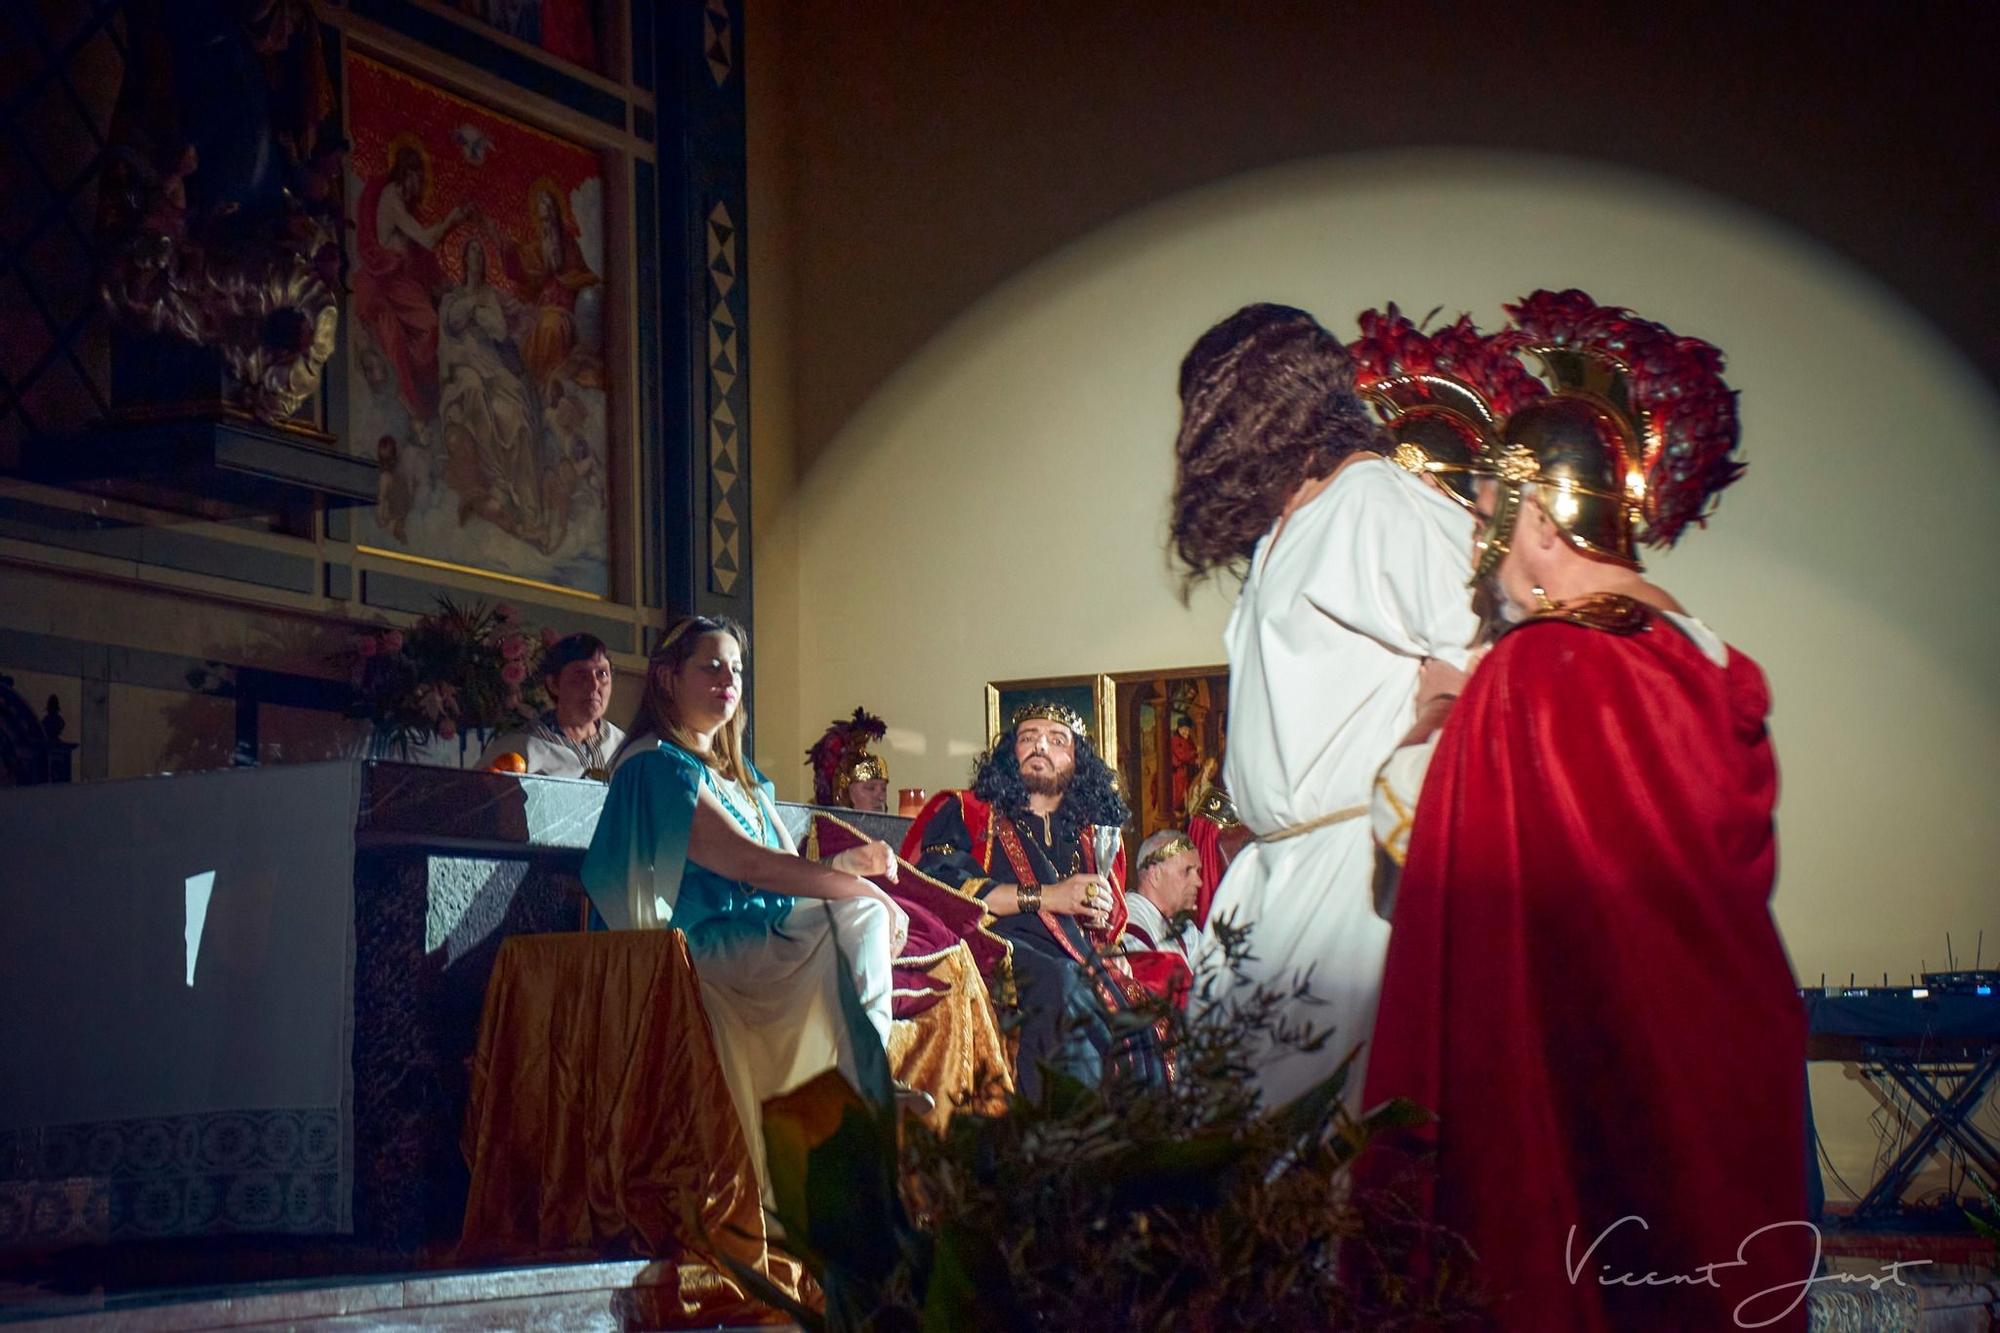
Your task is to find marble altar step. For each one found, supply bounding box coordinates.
[0,1261,797,1331]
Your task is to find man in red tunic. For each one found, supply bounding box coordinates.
[1360,291,1811,1331]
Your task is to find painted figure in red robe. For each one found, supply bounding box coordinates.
[1359,290,1810,1331]
[353,142,469,424]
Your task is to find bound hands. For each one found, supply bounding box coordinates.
[1416,656,1470,711]
[1401,655,1474,748]
[1044,873,1114,931]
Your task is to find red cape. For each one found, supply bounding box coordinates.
[1360,614,1808,1331]
[900,789,992,868]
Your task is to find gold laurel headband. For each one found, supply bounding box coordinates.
[1138,832,1196,873]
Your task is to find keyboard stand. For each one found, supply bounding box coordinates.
[1848,1045,2000,1221]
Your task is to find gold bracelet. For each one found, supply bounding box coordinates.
[1015,882,1042,914]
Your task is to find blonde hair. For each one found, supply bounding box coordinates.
[616,614,758,793]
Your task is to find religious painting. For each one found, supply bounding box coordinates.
[345,53,611,597]
[449,0,602,72]
[1104,666,1230,858]
[983,674,1115,756]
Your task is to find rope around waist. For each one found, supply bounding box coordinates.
[1253,803,1369,844]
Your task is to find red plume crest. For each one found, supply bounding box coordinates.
[1349,303,1546,417]
[806,706,888,805]
[1504,289,1742,548]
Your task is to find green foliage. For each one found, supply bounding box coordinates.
[722,917,1477,1331]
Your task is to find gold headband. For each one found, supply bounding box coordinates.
[648,620,698,663]
[1010,701,1088,740]
[1138,833,1196,873]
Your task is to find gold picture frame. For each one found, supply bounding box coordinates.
[982,673,1116,753]
[1102,665,1230,862]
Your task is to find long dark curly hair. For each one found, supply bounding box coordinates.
[973,728,1130,855]
[1169,303,1389,597]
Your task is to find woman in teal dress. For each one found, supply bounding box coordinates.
[582,614,909,1195]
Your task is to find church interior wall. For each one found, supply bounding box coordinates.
[0,0,712,782]
[744,4,1998,1202]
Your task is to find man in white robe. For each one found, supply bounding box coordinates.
[1168,302,1481,1111]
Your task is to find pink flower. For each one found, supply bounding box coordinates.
[380,629,405,653]
[493,602,517,623]
[437,719,457,740]
[501,661,527,685]
[500,635,527,661]
[539,626,559,648]
[355,635,378,658]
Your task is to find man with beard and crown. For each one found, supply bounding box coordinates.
[900,702,1170,1098]
[1358,291,1809,1331]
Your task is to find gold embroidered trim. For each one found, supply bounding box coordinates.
[1372,772,1415,868]
[808,807,1016,971]
[1524,592,1651,635]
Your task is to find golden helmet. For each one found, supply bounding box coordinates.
[1468,290,1744,580]
[806,706,888,806]
[1347,305,1547,516]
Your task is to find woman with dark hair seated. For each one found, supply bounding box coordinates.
[478,632,625,780]
[582,615,916,1199]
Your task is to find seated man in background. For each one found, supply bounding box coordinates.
[1122,829,1203,1005]
[479,632,625,780]
[903,704,1168,1098]
[807,707,893,812]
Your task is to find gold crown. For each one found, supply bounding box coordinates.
[1009,700,1088,739]
[1138,832,1196,873]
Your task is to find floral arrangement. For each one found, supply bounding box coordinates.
[336,596,556,752]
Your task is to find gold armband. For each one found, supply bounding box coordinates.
[1015,882,1043,914]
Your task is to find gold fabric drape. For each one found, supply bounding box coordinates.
[889,942,1014,1130]
[458,931,1013,1322]
[457,931,805,1324]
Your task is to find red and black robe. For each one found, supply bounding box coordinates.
[902,791,1169,1098]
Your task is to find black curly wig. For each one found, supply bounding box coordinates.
[972,728,1130,854]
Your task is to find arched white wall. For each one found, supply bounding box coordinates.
[784,149,2000,1194]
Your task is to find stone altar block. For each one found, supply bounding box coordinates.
[0,760,907,1272]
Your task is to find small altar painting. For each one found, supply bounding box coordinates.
[1106,667,1229,850]
[982,675,1111,755]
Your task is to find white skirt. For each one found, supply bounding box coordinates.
[689,894,897,1204]
[1197,821,1390,1112]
